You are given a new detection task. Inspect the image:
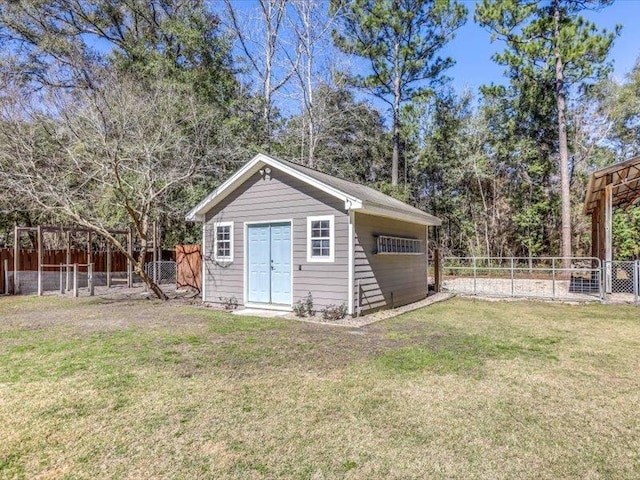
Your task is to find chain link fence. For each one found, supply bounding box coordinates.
[605,260,640,303]
[145,260,177,285]
[441,257,603,302]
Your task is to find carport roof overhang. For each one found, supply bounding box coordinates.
[584,155,640,215]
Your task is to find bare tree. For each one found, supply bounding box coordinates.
[0,73,221,299]
[287,0,341,166]
[223,0,299,142]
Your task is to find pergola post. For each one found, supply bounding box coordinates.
[106,242,112,288]
[37,225,43,296]
[152,220,158,284]
[127,226,134,288]
[13,225,19,294]
[65,230,71,291]
[87,231,92,268]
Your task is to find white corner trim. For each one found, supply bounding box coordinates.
[213,221,234,263]
[186,153,362,221]
[347,210,355,315]
[306,215,335,263]
[201,223,206,302]
[242,222,247,307]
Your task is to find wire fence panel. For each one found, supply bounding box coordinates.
[145,261,177,285]
[442,257,603,302]
[605,260,640,304]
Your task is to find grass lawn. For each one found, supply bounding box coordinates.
[0,295,639,479]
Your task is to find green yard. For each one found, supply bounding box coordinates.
[0,295,638,479]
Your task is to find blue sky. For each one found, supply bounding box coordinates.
[220,0,640,117]
[444,0,640,93]
[88,0,640,115]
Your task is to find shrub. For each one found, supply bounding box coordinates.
[304,292,315,316]
[219,296,238,310]
[293,292,315,317]
[292,299,307,317]
[321,303,347,321]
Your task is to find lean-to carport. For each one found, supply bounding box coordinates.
[584,155,640,293]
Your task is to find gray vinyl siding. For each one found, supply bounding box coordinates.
[203,169,349,309]
[354,212,428,313]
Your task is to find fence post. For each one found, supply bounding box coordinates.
[633,260,640,303]
[73,263,78,298]
[510,258,515,297]
[473,257,477,295]
[552,258,556,299]
[59,264,64,294]
[88,263,94,296]
[3,259,8,295]
[434,249,441,293]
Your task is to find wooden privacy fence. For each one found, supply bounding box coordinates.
[0,248,175,294]
[176,244,202,291]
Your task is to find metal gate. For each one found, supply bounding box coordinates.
[605,260,640,303]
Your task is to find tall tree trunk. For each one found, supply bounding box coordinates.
[135,222,168,300]
[392,41,401,186]
[554,0,572,265]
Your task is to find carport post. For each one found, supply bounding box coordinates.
[59,264,64,294]
[604,185,613,294]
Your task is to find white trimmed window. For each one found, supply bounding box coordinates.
[213,221,233,262]
[307,215,334,262]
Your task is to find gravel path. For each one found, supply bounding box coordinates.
[285,292,454,328]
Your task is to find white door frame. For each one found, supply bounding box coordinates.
[243,219,294,310]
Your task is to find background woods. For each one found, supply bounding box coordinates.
[1,0,639,291]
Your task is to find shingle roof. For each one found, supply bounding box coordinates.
[186,153,441,226]
[276,157,441,225]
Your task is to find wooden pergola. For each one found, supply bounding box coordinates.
[584,154,640,270]
[13,225,133,296]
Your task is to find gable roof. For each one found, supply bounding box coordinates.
[186,153,441,226]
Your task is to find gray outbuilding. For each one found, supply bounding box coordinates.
[186,153,441,315]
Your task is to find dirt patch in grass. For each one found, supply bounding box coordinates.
[0,295,639,478]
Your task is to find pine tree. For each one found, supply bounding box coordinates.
[332,0,466,186]
[476,0,619,260]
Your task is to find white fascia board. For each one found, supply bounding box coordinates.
[360,203,442,227]
[185,157,262,221]
[185,153,362,221]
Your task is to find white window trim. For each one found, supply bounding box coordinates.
[307,215,335,263]
[213,221,234,262]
